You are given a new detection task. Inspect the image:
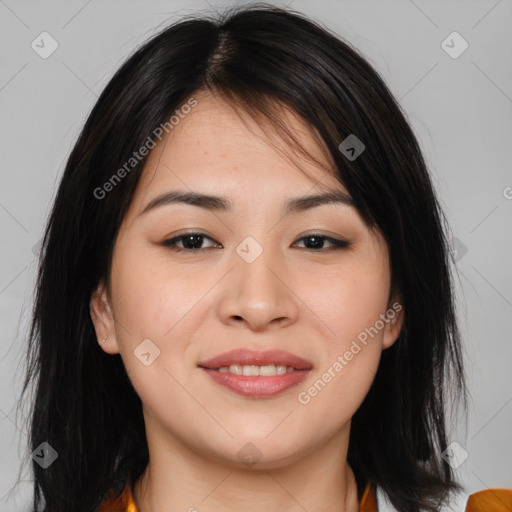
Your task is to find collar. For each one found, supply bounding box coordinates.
[113,482,379,512]
[359,482,378,511]
[101,480,512,511]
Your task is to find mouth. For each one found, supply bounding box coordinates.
[202,364,302,376]
[198,348,313,371]
[198,348,313,398]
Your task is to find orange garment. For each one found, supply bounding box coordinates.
[98,481,512,511]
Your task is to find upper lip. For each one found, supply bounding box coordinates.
[199,349,313,370]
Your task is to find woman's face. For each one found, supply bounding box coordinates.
[91,91,402,469]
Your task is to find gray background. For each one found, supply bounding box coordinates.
[1,0,511,509]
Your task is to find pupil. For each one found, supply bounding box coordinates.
[305,236,323,249]
[183,235,203,249]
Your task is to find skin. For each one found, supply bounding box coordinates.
[90,90,403,512]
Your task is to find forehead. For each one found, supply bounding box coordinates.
[126,91,347,218]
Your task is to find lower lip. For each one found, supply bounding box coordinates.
[200,368,311,398]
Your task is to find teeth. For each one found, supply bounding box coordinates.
[216,364,295,376]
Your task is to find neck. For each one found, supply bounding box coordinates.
[132,420,360,512]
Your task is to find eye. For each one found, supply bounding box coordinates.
[161,232,350,253]
[161,232,221,252]
[293,234,350,250]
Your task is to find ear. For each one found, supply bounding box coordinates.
[382,298,404,350]
[90,280,120,355]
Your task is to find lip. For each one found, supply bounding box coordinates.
[198,349,313,399]
[198,348,313,370]
[201,367,311,398]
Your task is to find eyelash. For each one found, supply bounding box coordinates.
[160,232,350,253]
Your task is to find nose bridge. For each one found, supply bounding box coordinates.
[235,235,284,302]
[237,240,280,293]
[218,235,299,330]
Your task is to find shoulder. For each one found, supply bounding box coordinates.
[465,488,512,511]
[97,484,137,512]
[98,482,512,512]
[369,483,512,512]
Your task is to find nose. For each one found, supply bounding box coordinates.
[217,247,300,332]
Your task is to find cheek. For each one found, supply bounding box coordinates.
[110,240,201,339]
[292,262,389,414]
[110,241,218,387]
[301,262,391,345]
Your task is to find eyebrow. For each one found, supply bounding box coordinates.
[140,190,355,217]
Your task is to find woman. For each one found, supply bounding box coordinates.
[18,3,512,512]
